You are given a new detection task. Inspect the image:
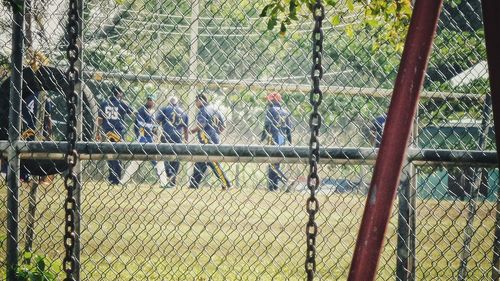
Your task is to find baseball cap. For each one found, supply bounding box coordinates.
[265,92,282,102]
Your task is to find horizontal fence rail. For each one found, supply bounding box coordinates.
[0,141,497,166]
[83,71,483,100]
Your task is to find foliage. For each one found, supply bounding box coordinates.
[2,0,24,13]
[420,14,488,125]
[16,253,60,281]
[440,0,483,32]
[325,31,401,88]
[0,233,5,249]
[420,78,490,125]
[426,29,485,85]
[0,53,8,67]
[259,0,412,46]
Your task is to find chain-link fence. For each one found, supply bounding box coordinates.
[1,0,498,280]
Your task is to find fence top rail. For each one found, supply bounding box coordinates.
[84,71,482,100]
[0,141,496,166]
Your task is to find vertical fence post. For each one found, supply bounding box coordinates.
[480,2,500,280]
[458,94,492,280]
[6,3,25,280]
[188,0,200,130]
[348,1,443,280]
[74,0,85,278]
[408,164,417,280]
[396,162,412,281]
[235,163,240,188]
[24,181,38,263]
[185,0,200,186]
[24,0,32,48]
[396,115,417,281]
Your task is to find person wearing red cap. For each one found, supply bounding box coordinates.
[261,92,292,191]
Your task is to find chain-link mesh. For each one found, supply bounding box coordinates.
[1,0,498,280]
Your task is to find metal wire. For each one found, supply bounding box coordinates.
[0,0,497,280]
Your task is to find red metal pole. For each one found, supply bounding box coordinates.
[347,0,443,280]
[482,2,500,160]
[480,1,500,280]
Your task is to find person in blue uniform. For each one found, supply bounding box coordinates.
[135,94,157,142]
[370,114,386,148]
[97,86,133,185]
[156,96,189,188]
[21,92,54,141]
[189,94,231,190]
[261,92,292,191]
[16,91,55,182]
[122,94,169,186]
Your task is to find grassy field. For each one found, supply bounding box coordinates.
[0,177,497,280]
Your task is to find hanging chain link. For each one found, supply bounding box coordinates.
[63,0,79,279]
[306,0,324,280]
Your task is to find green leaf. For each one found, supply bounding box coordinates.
[277,2,285,12]
[325,0,337,6]
[450,0,462,8]
[331,15,340,26]
[16,268,30,281]
[401,2,412,15]
[259,3,274,17]
[279,21,287,36]
[23,251,33,261]
[395,42,404,52]
[346,0,354,11]
[306,2,313,13]
[35,256,46,272]
[289,0,297,20]
[477,28,485,37]
[366,18,379,28]
[33,272,43,281]
[267,16,278,30]
[345,25,354,37]
[387,2,397,14]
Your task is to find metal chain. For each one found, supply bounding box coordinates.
[64,0,79,279]
[306,1,324,280]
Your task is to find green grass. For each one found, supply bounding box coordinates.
[0,177,497,280]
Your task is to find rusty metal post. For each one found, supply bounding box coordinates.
[480,1,500,280]
[347,0,443,280]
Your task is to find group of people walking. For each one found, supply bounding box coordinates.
[97,87,293,190]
